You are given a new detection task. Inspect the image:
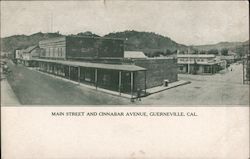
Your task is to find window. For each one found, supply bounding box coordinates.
[59,48,62,56]
[55,48,58,57]
[50,48,53,57]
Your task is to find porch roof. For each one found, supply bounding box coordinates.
[34,58,146,71]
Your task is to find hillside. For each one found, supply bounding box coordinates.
[193,40,249,57]
[1,32,63,52]
[104,30,188,54]
[193,41,248,51]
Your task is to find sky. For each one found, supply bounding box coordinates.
[1,1,249,45]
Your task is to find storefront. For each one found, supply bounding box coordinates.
[35,59,146,97]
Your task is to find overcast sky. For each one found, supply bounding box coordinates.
[1,1,249,45]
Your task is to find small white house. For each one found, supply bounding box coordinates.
[124,51,147,59]
[15,50,22,59]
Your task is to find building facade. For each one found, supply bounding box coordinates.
[16,45,42,66]
[177,54,225,74]
[39,36,124,60]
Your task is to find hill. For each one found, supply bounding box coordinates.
[104,30,188,54]
[1,30,188,57]
[193,41,248,51]
[1,32,63,52]
[193,40,249,57]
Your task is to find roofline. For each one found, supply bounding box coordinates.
[66,35,124,41]
[23,45,39,53]
[39,36,66,44]
[177,54,215,57]
[33,59,146,71]
[39,35,124,44]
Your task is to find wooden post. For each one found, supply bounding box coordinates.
[144,71,147,94]
[95,69,98,89]
[69,65,71,80]
[243,60,245,84]
[54,64,56,75]
[119,71,122,95]
[78,67,80,84]
[131,72,134,99]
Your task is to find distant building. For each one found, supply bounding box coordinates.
[218,55,235,65]
[18,45,43,66]
[15,50,22,59]
[177,54,226,74]
[124,51,147,59]
[243,55,250,84]
[218,50,241,64]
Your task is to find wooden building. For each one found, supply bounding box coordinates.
[18,45,42,66]
[177,54,225,74]
[39,36,124,60]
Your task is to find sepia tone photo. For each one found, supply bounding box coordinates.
[1,1,249,105]
[1,1,249,159]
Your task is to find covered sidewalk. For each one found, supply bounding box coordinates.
[33,59,147,98]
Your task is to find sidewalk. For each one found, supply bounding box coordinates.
[29,68,135,99]
[146,80,191,95]
[29,67,190,99]
[1,79,21,106]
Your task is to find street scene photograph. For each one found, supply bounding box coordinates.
[1,1,249,106]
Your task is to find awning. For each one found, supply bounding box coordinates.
[33,59,146,72]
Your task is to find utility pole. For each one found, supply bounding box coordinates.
[50,12,53,33]
[188,48,190,74]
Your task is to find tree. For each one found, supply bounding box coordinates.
[152,51,162,57]
[207,49,218,55]
[77,31,100,37]
[178,50,185,54]
[163,49,172,56]
[221,48,229,56]
[199,50,207,54]
[172,50,178,54]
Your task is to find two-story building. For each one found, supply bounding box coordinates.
[177,54,226,74]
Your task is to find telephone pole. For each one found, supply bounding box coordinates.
[50,12,53,33]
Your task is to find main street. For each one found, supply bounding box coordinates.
[5,62,130,105]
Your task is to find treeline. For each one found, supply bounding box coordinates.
[193,40,249,57]
[190,46,249,57]
[144,49,177,57]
